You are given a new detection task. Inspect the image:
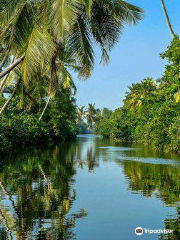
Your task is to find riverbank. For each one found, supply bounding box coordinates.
[93,38,180,154]
[0,89,78,156]
[0,113,77,156]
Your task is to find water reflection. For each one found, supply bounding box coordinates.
[118,160,180,239]
[0,135,180,239]
[101,144,180,240]
[0,144,87,239]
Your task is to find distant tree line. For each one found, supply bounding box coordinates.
[94,37,180,153]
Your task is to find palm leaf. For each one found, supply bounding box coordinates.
[1,0,35,54]
[100,0,144,24]
[66,14,94,79]
[51,0,83,40]
[21,26,55,82]
[60,67,77,95]
[83,0,93,18]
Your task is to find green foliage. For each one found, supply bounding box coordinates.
[168,116,180,152]
[94,38,180,152]
[0,113,49,147]
[0,89,78,155]
[160,36,180,83]
[44,89,78,141]
[0,132,12,153]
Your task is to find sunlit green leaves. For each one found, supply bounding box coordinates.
[83,0,93,18]
[1,0,35,53]
[21,26,55,82]
[174,90,180,103]
[51,0,83,41]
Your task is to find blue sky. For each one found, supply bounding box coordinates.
[74,0,180,110]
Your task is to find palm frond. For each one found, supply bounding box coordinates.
[51,0,83,41]
[60,67,77,95]
[91,0,121,64]
[90,0,143,63]
[66,14,94,79]
[100,0,144,25]
[21,26,55,82]
[1,0,35,54]
[83,0,93,18]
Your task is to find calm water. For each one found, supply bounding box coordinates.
[0,135,180,240]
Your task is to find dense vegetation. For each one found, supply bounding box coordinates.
[0,0,143,155]
[93,37,180,153]
[0,88,77,154]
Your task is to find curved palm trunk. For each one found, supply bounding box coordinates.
[0,54,25,79]
[0,91,16,117]
[0,57,15,94]
[39,52,57,121]
[160,0,175,37]
[39,97,50,121]
[0,55,8,72]
[0,73,10,94]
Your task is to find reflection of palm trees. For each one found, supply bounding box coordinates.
[0,207,13,240]
[160,210,180,240]
[0,136,103,239]
[39,164,53,194]
[117,159,180,239]
[87,147,96,172]
[75,137,100,171]
[0,145,87,239]
[0,181,18,214]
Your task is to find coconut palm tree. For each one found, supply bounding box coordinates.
[39,47,78,121]
[77,106,86,123]
[124,78,156,109]
[160,0,175,38]
[0,0,143,81]
[86,103,96,129]
[0,0,143,120]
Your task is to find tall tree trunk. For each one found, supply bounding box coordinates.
[0,54,25,79]
[0,55,8,72]
[39,51,57,121]
[160,0,175,38]
[0,91,16,116]
[39,97,50,121]
[0,57,15,94]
